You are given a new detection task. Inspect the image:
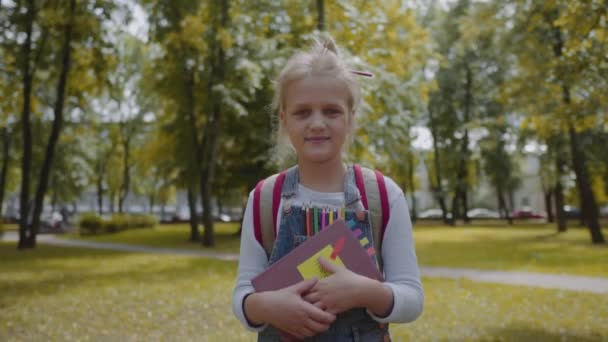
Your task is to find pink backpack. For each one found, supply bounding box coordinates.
[252,164,390,270]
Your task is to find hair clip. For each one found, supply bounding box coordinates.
[350,70,374,77]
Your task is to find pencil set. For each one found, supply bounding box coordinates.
[304,206,346,237]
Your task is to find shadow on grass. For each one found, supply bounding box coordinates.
[0,242,236,305]
[488,324,604,342]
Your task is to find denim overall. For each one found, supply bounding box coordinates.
[258,166,391,342]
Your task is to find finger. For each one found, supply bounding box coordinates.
[303,291,320,303]
[306,304,336,324]
[313,301,326,310]
[290,278,318,294]
[299,326,317,338]
[306,318,331,334]
[317,256,340,274]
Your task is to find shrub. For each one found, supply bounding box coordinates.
[79,213,157,235]
[78,213,103,235]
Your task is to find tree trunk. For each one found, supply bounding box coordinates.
[460,60,473,224]
[51,176,57,211]
[187,186,199,241]
[200,0,230,247]
[0,127,11,218]
[498,185,512,225]
[18,0,35,249]
[96,176,104,215]
[548,12,603,242]
[316,0,325,31]
[567,123,604,243]
[407,153,417,222]
[148,194,154,214]
[544,188,554,223]
[428,108,448,223]
[109,191,115,214]
[554,157,567,232]
[28,0,76,248]
[449,193,458,226]
[118,127,131,214]
[461,187,470,223]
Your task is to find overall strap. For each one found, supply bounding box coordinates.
[253,171,287,257]
[353,164,390,271]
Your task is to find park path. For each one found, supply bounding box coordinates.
[3,231,608,294]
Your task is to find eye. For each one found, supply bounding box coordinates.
[324,108,343,116]
[292,109,311,117]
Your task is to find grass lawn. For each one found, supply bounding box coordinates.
[62,222,242,253]
[414,225,608,277]
[0,243,606,341]
[0,223,18,232]
[62,223,608,277]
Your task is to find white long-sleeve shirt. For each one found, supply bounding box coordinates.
[232,176,424,331]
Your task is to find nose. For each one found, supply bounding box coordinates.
[309,110,325,130]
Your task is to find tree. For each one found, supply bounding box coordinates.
[27,0,77,248]
[2,0,122,247]
[494,0,606,243]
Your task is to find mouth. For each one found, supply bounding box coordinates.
[304,136,330,142]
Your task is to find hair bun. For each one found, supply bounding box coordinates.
[316,33,339,55]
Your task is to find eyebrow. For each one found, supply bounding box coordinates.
[289,102,346,110]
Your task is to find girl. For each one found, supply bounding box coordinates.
[232,35,423,341]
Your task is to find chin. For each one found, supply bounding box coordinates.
[301,152,339,164]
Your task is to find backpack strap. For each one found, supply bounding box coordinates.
[253,171,287,257]
[353,164,390,271]
[253,165,391,264]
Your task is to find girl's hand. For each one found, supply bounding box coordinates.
[261,278,336,339]
[302,257,371,315]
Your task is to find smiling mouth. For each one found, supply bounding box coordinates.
[305,137,330,141]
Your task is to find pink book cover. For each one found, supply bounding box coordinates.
[251,219,383,292]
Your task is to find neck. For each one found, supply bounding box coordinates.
[298,157,346,192]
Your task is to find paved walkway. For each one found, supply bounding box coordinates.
[3,232,608,294]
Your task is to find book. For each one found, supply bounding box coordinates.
[251,219,384,292]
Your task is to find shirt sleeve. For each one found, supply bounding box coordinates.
[367,176,424,323]
[231,190,270,331]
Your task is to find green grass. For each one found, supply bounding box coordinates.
[0,242,606,341]
[61,223,608,277]
[63,222,242,253]
[0,223,18,232]
[414,225,608,277]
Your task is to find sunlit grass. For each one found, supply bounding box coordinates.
[1,243,606,341]
[0,223,18,232]
[61,223,608,276]
[414,225,608,276]
[62,222,241,253]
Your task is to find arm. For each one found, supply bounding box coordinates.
[232,191,271,331]
[368,178,424,323]
[232,192,336,336]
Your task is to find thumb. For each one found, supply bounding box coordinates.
[318,256,340,274]
[290,278,318,294]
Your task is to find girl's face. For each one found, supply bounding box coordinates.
[281,75,352,166]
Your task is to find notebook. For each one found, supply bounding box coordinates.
[251,219,383,292]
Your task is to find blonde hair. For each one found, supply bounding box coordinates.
[272,34,361,165]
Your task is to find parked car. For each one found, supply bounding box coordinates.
[467,208,500,219]
[563,205,581,219]
[418,208,452,219]
[512,207,546,219]
[216,213,232,222]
